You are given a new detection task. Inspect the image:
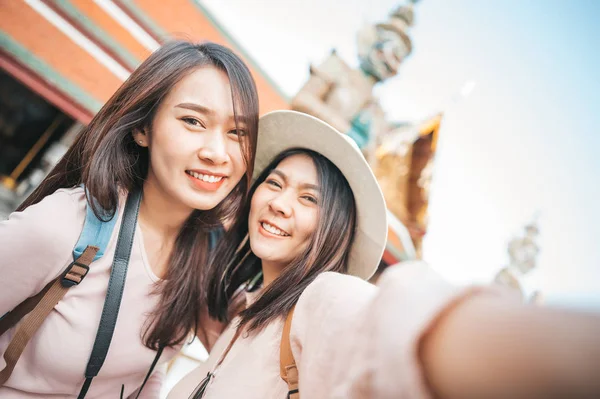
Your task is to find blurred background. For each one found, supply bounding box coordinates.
[1,0,599,394]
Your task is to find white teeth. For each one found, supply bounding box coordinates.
[261,222,289,237]
[187,171,223,183]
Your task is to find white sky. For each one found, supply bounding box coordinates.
[199,0,600,308]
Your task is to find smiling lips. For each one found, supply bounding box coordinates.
[260,221,290,237]
[186,170,226,191]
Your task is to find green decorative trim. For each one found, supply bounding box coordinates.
[0,31,102,112]
[55,0,141,69]
[190,0,290,102]
[120,0,170,41]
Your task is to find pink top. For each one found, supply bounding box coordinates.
[0,187,186,398]
[168,262,484,398]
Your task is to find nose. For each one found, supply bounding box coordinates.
[197,129,229,165]
[268,192,292,218]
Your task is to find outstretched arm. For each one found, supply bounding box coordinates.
[421,292,600,399]
[292,263,600,398]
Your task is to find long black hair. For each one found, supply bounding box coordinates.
[18,40,260,349]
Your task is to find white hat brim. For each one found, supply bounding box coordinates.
[254,110,388,280]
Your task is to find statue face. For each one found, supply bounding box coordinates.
[360,28,410,81]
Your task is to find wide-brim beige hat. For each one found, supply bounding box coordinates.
[254,110,388,280]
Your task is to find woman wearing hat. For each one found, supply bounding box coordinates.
[169,111,600,399]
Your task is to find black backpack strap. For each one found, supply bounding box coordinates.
[134,345,164,399]
[77,188,142,399]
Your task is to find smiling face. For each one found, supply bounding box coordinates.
[135,66,248,212]
[248,154,320,271]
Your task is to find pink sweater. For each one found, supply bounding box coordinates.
[0,187,181,398]
[168,262,482,398]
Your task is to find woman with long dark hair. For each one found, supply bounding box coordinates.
[170,111,600,399]
[0,40,259,398]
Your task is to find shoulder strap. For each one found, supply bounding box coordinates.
[0,188,121,386]
[74,188,119,262]
[133,345,164,399]
[280,306,299,399]
[0,246,98,385]
[77,187,142,399]
[0,189,119,336]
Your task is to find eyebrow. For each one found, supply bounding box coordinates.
[271,169,320,191]
[175,102,214,115]
[175,102,250,126]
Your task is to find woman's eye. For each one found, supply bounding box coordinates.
[182,117,204,128]
[302,195,318,204]
[266,179,282,189]
[228,129,247,137]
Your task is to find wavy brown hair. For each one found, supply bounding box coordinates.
[206,148,357,332]
[18,40,259,349]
